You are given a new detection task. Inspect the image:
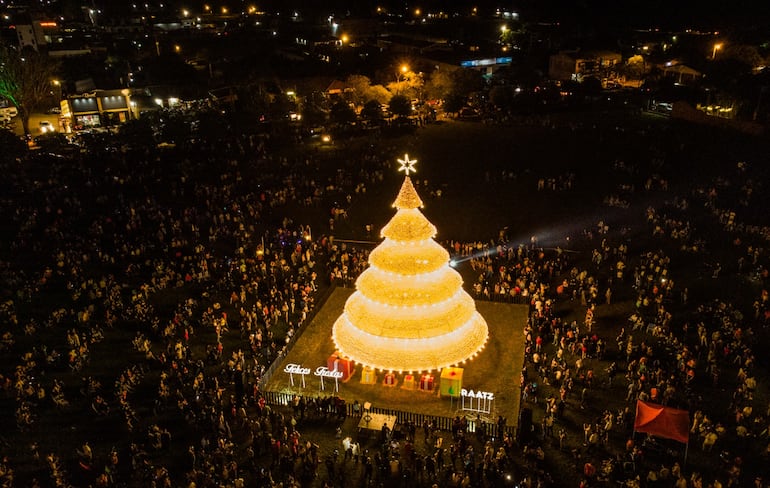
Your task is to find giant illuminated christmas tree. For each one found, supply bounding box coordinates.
[332,155,489,373]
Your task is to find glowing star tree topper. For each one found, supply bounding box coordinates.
[331,154,489,373]
[398,154,417,176]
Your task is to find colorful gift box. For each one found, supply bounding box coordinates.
[402,374,416,390]
[383,372,397,387]
[440,367,463,397]
[327,351,354,382]
[361,366,377,385]
[419,374,434,392]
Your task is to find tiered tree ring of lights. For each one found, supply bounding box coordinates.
[332,155,489,373]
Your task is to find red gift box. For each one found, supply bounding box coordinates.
[327,352,354,382]
[383,372,397,387]
[419,374,434,391]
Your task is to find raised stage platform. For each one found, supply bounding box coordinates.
[264,287,527,429]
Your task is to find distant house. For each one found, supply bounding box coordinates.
[11,17,59,51]
[548,50,622,83]
[295,33,342,63]
[325,80,353,97]
[13,23,44,51]
[662,64,703,85]
[295,34,342,49]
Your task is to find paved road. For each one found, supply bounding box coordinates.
[6,112,63,136]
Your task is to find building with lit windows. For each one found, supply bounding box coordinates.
[59,90,132,132]
[548,50,622,83]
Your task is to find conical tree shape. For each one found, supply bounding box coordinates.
[332,176,489,372]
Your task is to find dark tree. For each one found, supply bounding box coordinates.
[450,69,485,98]
[329,100,357,126]
[361,99,385,125]
[388,94,412,118]
[489,85,515,112]
[301,103,328,128]
[0,44,61,137]
[442,93,467,115]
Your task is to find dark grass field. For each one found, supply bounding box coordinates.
[308,114,764,246]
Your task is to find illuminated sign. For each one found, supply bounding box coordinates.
[314,366,344,379]
[461,388,494,401]
[460,388,495,414]
[460,57,512,68]
[39,22,58,27]
[283,363,343,391]
[284,363,311,375]
[284,363,310,388]
[315,365,343,392]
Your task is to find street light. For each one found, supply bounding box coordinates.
[398,64,409,81]
[394,65,410,96]
[52,80,62,105]
[500,25,508,44]
[712,43,723,60]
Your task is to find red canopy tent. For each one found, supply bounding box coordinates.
[634,400,690,444]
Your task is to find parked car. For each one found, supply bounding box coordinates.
[39,121,55,133]
[651,101,673,114]
[458,107,481,120]
[0,106,18,118]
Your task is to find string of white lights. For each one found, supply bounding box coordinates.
[331,165,489,373]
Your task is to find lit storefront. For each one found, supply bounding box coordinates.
[60,90,131,132]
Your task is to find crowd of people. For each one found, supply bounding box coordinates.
[0,112,405,487]
[0,106,768,488]
[504,141,770,487]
